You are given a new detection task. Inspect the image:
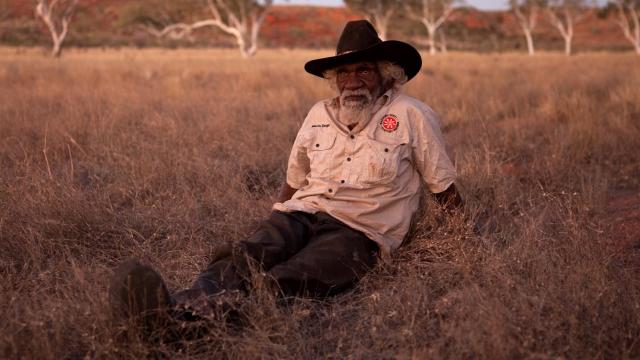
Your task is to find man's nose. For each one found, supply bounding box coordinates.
[342,72,364,90]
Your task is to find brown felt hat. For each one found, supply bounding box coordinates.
[304,20,422,81]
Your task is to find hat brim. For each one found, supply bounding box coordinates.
[304,40,422,81]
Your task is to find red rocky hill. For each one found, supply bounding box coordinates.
[0,1,632,52]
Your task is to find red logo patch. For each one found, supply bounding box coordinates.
[380,115,399,132]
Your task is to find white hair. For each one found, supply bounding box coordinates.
[322,61,408,92]
[377,61,409,90]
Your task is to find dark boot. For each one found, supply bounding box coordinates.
[108,259,174,340]
[172,288,247,329]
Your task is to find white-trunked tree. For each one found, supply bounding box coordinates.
[511,0,542,55]
[545,0,592,55]
[35,0,79,57]
[344,0,401,41]
[404,0,458,55]
[149,0,273,58]
[613,0,640,54]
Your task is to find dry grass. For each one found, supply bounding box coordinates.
[1,47,639,359]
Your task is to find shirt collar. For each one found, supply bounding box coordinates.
[373,87,397,113]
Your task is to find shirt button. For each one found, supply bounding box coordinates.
[347,157,351,161]
[384,148,389,152]
[315,143,320,148]
[328,188,333,193]
[350,135,355,139]
[340,179,345,183]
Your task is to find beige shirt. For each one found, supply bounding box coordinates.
[273,89,457,255]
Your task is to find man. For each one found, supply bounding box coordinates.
[109,20,462,333]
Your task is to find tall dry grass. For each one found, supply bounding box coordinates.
[1,47,639,359]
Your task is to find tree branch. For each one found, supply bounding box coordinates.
[35,0,78,56]
[148,0,272,58]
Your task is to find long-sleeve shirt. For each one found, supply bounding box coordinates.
[273,89,457,255]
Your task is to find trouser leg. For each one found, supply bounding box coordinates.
[268,213,379,297]
[192,211,312,296]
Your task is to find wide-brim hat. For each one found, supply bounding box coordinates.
[304,20,422,81]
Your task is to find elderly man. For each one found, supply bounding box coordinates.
[110,20,462,332]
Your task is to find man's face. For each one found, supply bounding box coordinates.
[336,61,382,109]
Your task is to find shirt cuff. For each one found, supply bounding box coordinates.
[427,178,455,194]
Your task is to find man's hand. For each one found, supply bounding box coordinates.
[433,183,481,235]
[276,183,298,203]
[433,183,463,212]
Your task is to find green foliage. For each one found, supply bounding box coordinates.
[223,0,273,14]
[546,0,592,9]
[509,0,546,10]
[0,2,631,51]
[344,0,400,13]
[115,0,272,31]
[598,2,618,17]
[404,0,458,17]
[116,0,206,29]
[0,0,12,21]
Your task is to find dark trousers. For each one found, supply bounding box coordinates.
[192,211,379,298]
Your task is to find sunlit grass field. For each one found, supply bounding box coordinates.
[1,47,639,359]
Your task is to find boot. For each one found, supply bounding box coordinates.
[108,259,174,340]
[172,287,247,329]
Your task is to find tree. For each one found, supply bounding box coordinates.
[147,0,273,58]
[404,0,458,55]
[613,0,640,54]
[34,0,79,57]
[510,0,541,55]
[344,0,400,40]
[545,0,591,55]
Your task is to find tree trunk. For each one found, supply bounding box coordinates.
[439,30,448,53]
[52,39,63,57]
[564,34,572,55]
[372,15,388,41]
[621,24,640,55]
[243,41,257,58]
[427,26,437,55]
[378,27,387,41]
[615,0,640,56]
[246,15,263,58]
[36,0,76,58]
[524,30,535,55]
[237,35,250,58]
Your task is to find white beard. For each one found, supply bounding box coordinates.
[338,88,375,127]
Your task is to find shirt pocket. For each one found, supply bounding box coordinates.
[306,131,337,178]
[360,137,406,185]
